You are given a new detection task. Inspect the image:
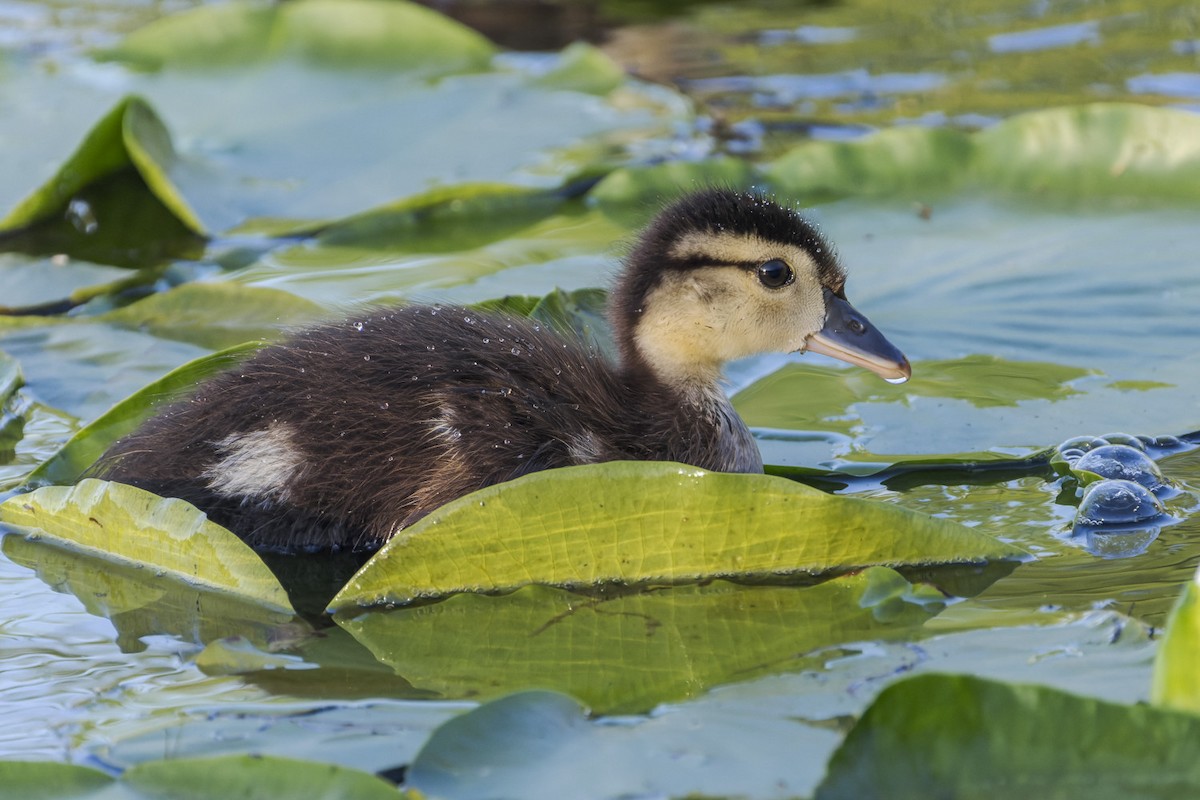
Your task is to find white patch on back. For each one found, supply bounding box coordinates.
[203,422,304,500]
[567,430,604,464]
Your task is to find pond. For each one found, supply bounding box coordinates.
[1,0,1200,797]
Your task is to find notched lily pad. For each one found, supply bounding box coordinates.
[0,478,293,614]
[337,567,948,713]
[330,461,1026,610]
[816,673,1200,799]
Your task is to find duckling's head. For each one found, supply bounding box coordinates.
[611,188,910,390]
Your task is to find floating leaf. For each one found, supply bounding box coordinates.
[0,479,293,614]
[3,535,296,650]
[765,103,1200,205]
[767,126,973,202]
[0,761,113,799]
[330,461,1025,610]
[5,754,398,800]
[531,42,626,95]
[407,688,835,800]
[589,157,763,217]
[974,103,1200,203]
[0,95,203,236]
[99,0,496,73]
[312,183,567,250]
[125,755,399,799]
[99,283,326,350]
[815,673,1200,799]
[338,568,947,713]
[1152,565,1200,714]
[23,342,259,488]
[0,350,20,407]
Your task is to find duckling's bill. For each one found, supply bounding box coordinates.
[805,290,911,384]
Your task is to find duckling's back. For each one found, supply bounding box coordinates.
[93,306,757,552]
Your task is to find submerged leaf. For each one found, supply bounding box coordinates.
[1152,565,1200,714]
[338,567,947,713]
[0,479,293,614]
[816,673,1200,799]
[100,0,496,73]
[330,461,1025,610]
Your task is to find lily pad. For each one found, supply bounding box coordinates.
[407,689,835,800]
[0,754,397,800]
[0,479,293,614]
[330,461,1025,610]
[815,673,1200,799]
[2,535,296,651]
[99,283,327,350]
[1152,565,1200,714]
[337,567,948,713]
[0,95,203,236]
[589,157,763,217]
[0,761,114,799]
[0,351,20,408]
[766,103,1200,205]
[766,125,973,202]
[100,0,496,73]
[23,341,260,488]
[311,183,569,252]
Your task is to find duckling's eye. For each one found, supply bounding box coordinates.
[756,259,794,289]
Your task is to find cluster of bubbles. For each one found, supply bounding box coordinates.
[1052,433,1190,558]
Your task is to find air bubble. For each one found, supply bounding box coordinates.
[353,322,364,331]
[1072,445,1167,494]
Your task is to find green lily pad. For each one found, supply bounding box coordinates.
[589,157,763,217]
[1152,565,1200,714]
[124,754,399,799]
[310,183,569,251]
[337,567,947,713]
[330,461,1026,610]
[2,535,296,651]
[815,673,1200,799]
[0,255,155,316]
[766,126,974,202]
[99,0,496,73]
[766,103,1200,205]
[531,42,627,95]
[0,95,203,236]
[975,103,1200,204]
[0,754,397,800]
[0,351,20,408]
[99,283,327,350]
[0,479,293,615]
[407,689,834,800]
[23,342,260,488]
[0,761,114,799]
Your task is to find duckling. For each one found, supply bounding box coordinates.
[92,189,910,553]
